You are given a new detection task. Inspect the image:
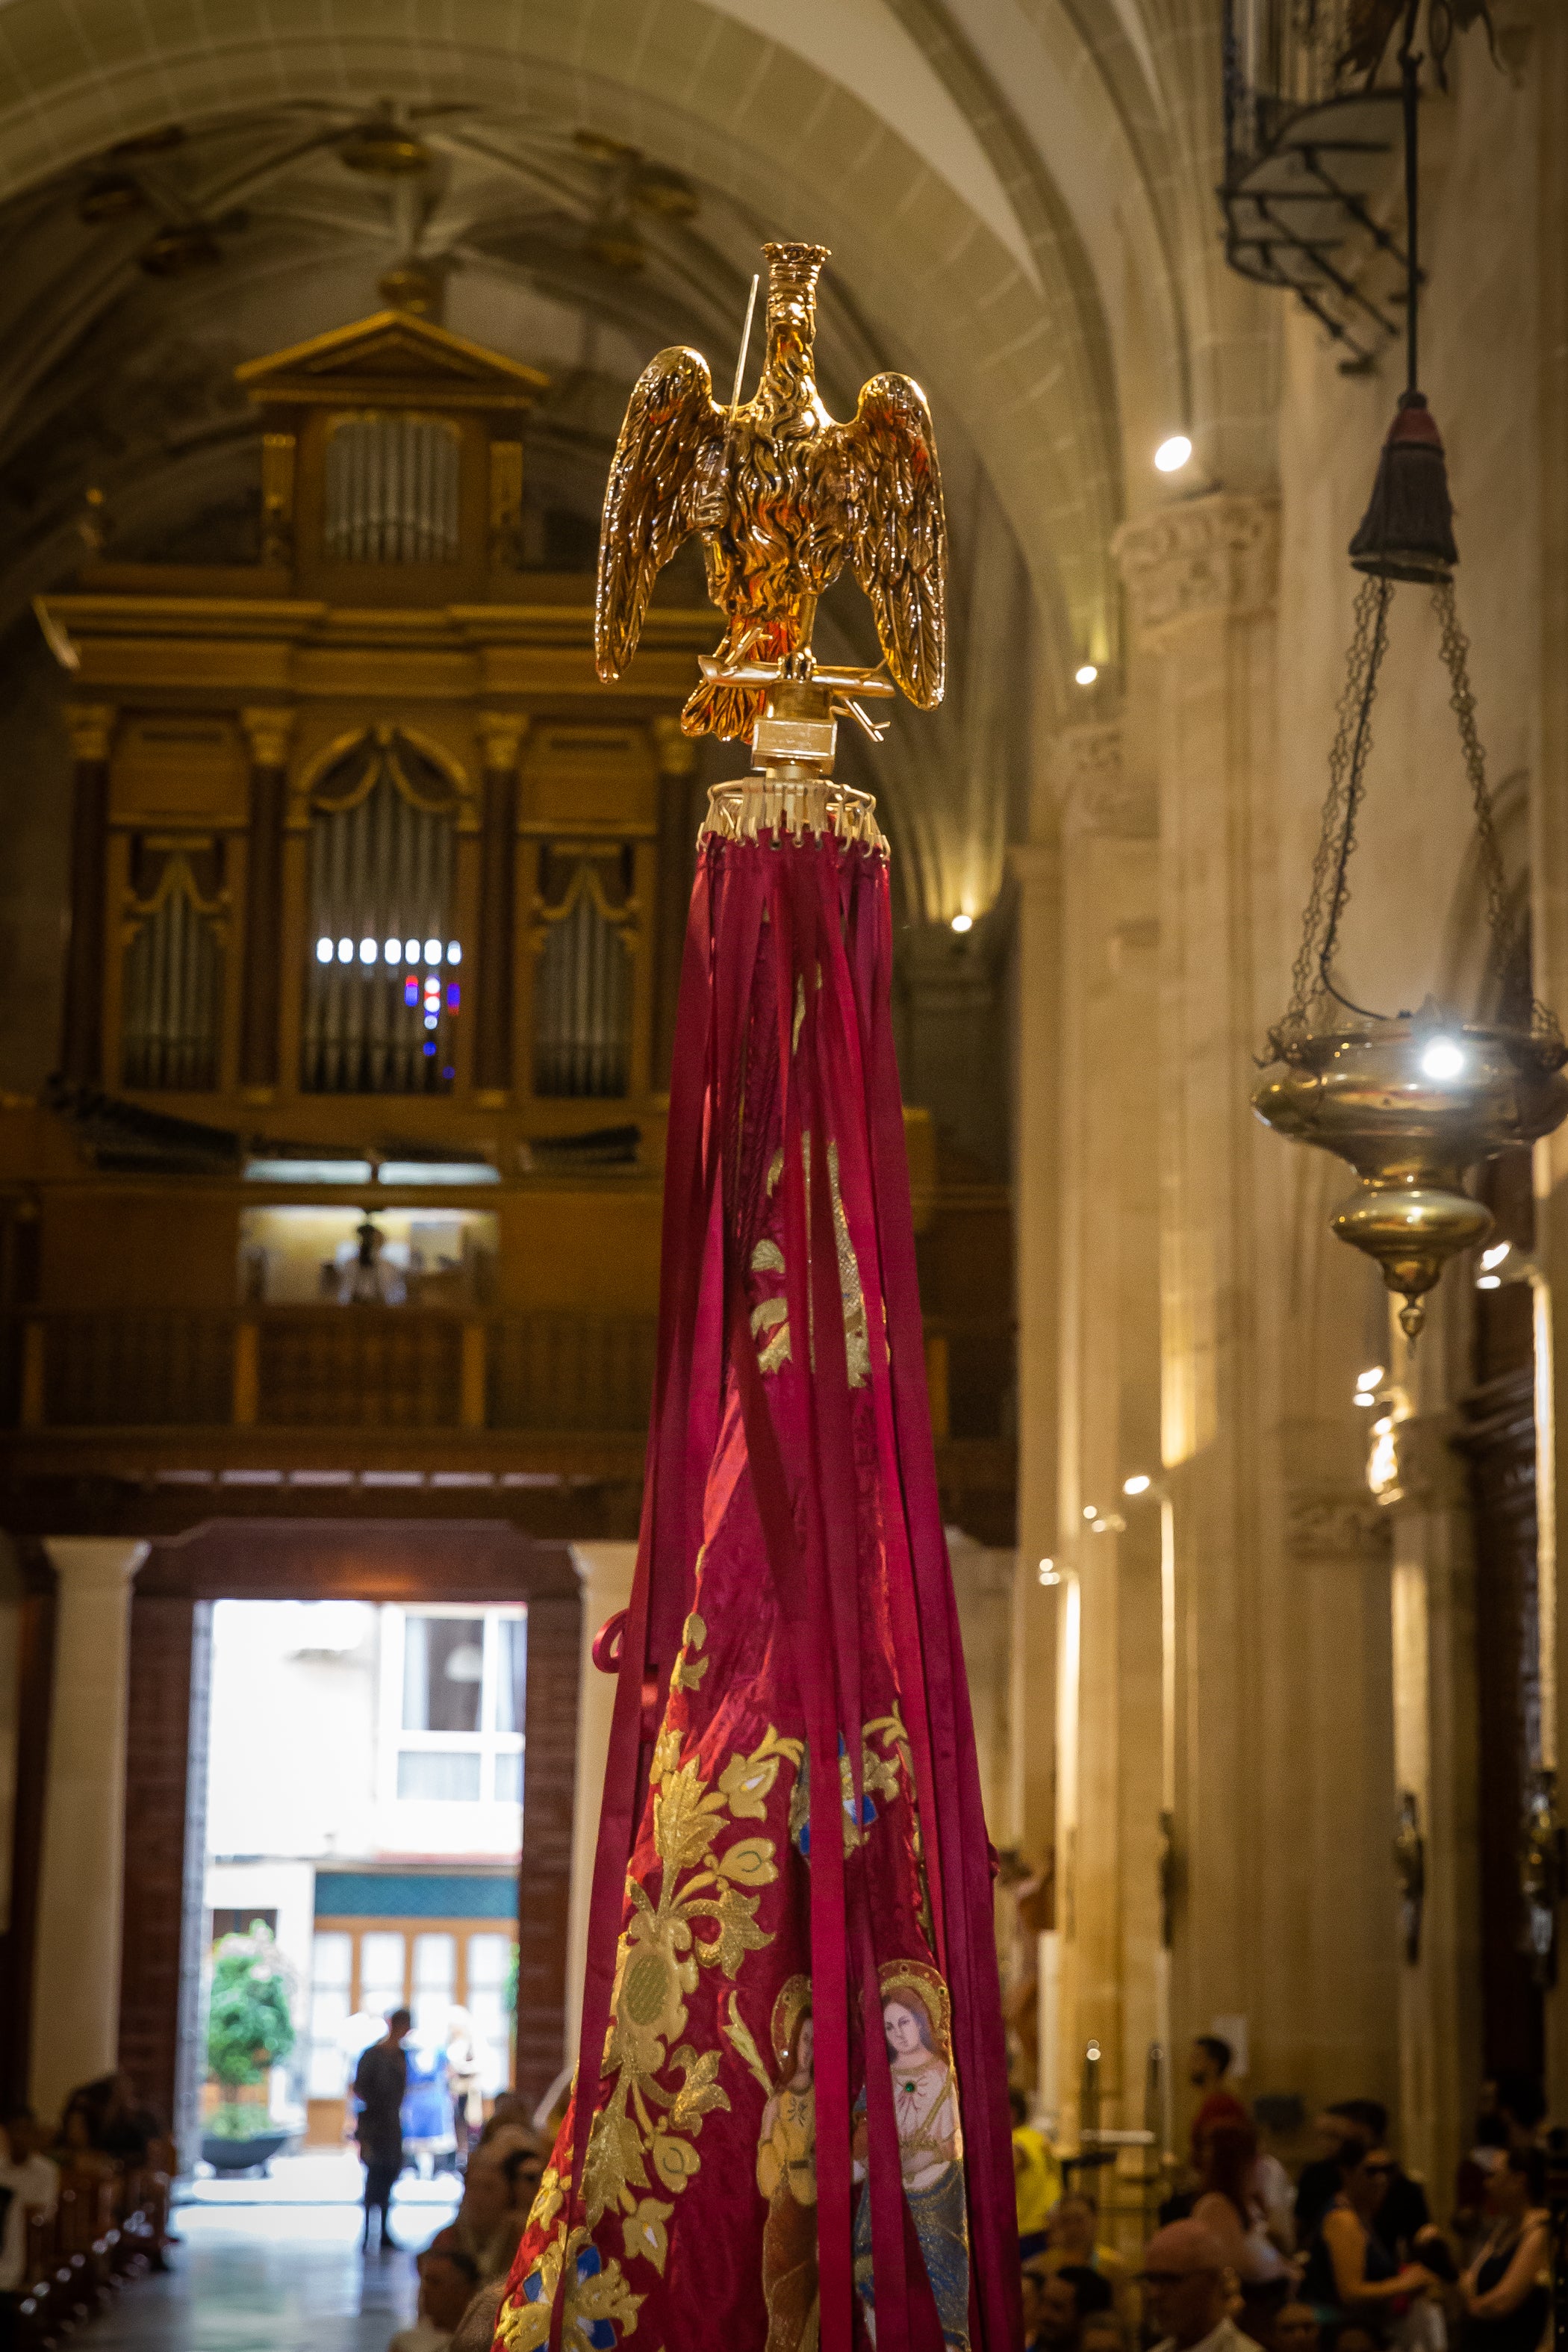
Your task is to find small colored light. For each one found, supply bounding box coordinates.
[441,1065,455,1081]
[423,1040,437,1057]
[337,937,352,963]
[1154,434,1192,473]
[951,912,973,935]
[358,937,376,965]
[315,937,333,965]
[1480,1242,1511,1270]
[1038,1558,1060,1587]
[1123,1474,1151,1496]
[1356,1366,1385,1391]
[424,1013,438,1030]
[1083,1505,1097,1520]
[424,938,441,963]
[447,983,460,1012]
[1478,1273,1502,1290]
[1074,664,1098,686]
[447,941,461,965]
[1353,1393,1375,1407]
[404,977,418,1005]
[383,939,400,962]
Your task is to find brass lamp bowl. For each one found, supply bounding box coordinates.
[1252,1017,1568,1337]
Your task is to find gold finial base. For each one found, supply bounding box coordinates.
[694,655,892,850]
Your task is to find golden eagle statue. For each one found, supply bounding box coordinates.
[594,239,946,741]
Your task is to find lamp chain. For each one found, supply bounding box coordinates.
[1278,573,1391,1044]
[1431,581,1510,978]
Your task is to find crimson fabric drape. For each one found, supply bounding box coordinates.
[495,829,1018,2352]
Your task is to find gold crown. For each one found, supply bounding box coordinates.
[762,240,830,302]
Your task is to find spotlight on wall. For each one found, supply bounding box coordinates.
[1154,434,1193,474]
[951,912,974,934]
[1074,663,1098,686]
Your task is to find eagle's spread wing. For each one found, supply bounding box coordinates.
[837,371,946,709]
[596,346,726,682]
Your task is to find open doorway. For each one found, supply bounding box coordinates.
[197,1596,524,2190]
[111,1517,582,2328]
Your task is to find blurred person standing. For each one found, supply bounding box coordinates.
[1189,2038,1248,2165]
[355,2008,412,2254]
[444,2007,486,2166]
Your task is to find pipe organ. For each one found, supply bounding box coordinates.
[36,308,715,1159]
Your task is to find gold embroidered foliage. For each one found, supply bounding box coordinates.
[499,2227,642,2352]
[672,1610,709,1693]
[748,1133,871,1385]
[576,1719,801,2241]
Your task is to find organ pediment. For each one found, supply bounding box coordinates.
[235,309,550,412]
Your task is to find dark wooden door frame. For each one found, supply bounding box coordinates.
[0,1541,58,2113]
[120,1519,582,2143]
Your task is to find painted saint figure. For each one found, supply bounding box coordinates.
[758,1984,819,2352]
[853,1966,970,2350]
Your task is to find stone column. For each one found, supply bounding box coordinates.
[1042,722,1163,2140]
[1379,1407,1480,2200]
[1009,839,1060,1884]
[1529,0,1568,2116]
[562,1541,636,2062]
[897,923,1009,1177]
[238,706,296,1097]
[60,703,116,1084]
[474,712,528,1105]
[1114,494,1399,2121]
[29,1539,146,2122]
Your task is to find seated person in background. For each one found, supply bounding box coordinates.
[449,2146,535,2282]
[1301,2142,1432,2325]
[1042,2191,1138,2336]
[1080,2311,1128,2352]
[389,2246,481,2352]
[1036,2262,1116,2352]
[1189,2120,1295,2339]
[1271,2302,1320,2352]
[52,2099,116,2180]
[1457,2144,1551,2352]
[1140,2219,1248,2352]
[1,2107,60,2337]
[447,2281,506,2352]
[1014,2088,1064,2261]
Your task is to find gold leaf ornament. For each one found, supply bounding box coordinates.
[621,2197,674,2276]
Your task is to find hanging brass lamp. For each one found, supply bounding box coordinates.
[1252,18,1568,1340]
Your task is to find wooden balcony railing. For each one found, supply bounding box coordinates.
[3,1307,1013,1443]
[9,1307,659,1436]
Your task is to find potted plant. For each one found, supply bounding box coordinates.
[201,1923,297,2174]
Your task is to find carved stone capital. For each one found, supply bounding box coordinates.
[476,709,529,774]
[1112,494,1280,646]
[651,713,700,779]
[65,701,116,765]
[239,704,296,771]
[1375,1410,1468,1514]
[1054,720,1154,839]
[1285,1482,1393,1562]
